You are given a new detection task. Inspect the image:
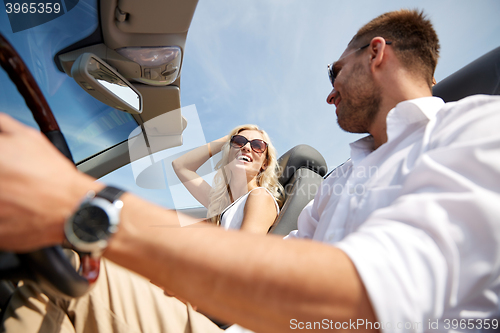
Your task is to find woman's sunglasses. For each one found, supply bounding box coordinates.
[230,135,268,154]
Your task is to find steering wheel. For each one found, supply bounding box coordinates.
[0,33,99,298]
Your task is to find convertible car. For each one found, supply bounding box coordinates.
[0,0,499,325]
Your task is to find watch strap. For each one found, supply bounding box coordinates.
[95,186,125,203]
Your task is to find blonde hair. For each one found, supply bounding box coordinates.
[206,124,283,225]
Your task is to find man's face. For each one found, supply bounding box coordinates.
[326,46,381,134]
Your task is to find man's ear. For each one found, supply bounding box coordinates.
[368,37,388,71]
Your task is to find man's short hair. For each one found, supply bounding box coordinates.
[349,9,440,88]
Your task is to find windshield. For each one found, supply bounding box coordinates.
[0,0,138,163]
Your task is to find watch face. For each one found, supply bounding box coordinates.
[73,204,112,242]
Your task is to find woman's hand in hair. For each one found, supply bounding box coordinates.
[172,136,229,208]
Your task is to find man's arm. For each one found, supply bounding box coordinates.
[0,113,377,332]
[110,197,376,332]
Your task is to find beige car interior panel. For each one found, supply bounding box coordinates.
[115,0,198,34]
[132,85,181,123]
[100,0,190,58]
[132,85,185,154]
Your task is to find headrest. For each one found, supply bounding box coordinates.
[433,46,500,102]
[278,145,328,186]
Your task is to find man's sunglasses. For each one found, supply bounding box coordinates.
[327,41,392,87]
[230,135,268,154]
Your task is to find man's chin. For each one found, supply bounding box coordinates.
[337,117,368,134]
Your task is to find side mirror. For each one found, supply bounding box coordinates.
[71,53,142,114]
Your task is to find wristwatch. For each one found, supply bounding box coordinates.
[65,186,125,257]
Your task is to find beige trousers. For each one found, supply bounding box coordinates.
[1,259,223,333]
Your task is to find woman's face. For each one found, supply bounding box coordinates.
[227,129,268,183]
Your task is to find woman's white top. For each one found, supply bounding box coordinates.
[220,187,280,230]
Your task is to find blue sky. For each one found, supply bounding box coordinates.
[180,0,500,170]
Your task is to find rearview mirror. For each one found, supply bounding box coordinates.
[71,53,142,114]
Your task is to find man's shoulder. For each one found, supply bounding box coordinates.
[430,94,500,148]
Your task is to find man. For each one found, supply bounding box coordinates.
[1,9,499,332]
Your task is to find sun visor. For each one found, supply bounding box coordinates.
[130,84,186,153]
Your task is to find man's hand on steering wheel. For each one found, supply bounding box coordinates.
[0,113,101,252]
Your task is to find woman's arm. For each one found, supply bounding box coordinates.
[240,188,278,234]
[172,136,228,207]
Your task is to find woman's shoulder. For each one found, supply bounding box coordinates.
[246,187,279,212]
[248,187,274,199]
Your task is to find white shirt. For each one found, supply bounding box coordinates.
[288,95,500,332]
[220,187,279,230]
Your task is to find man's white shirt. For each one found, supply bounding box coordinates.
[288,95,500,332]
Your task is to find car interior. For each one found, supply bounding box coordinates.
[1,0,500,323]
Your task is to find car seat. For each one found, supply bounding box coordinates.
[269,145,328,235]
[432,46,500,101]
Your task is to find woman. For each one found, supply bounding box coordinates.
[172,124,283,233]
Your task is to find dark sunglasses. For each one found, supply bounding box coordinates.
[230,135,268,154]
[327,41,392,87]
